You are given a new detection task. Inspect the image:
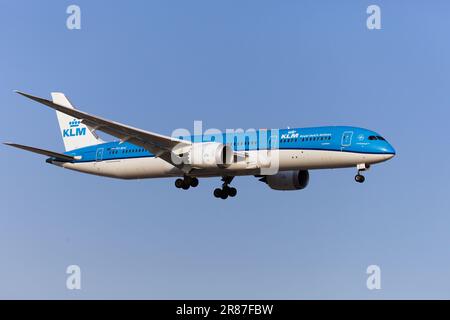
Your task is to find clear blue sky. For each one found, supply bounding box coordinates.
[1,0,450,299]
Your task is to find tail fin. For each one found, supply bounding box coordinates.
[52,92,103,151]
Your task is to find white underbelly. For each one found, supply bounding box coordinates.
[63,157,183,179]
[277,149,391,170]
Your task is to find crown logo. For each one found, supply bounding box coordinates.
[69,119,81,127]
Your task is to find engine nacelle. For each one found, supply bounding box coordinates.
[182,142,233,169]
[263,170,309,191]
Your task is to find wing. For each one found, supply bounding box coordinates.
[15,91,191,167]
[4,142,75,161]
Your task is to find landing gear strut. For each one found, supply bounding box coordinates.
[175,176,199,190]
[213,176,237,199]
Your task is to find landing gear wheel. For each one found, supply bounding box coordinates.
[228,187,237,197]
[181,181,190,190]
[213,176,236,199]
[190,177,199,188]
[176,176,198,190]
[355,174,365,183]
[175,178,184,188]
[214,188,223,198]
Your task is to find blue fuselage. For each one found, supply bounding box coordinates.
[62,126,395,163]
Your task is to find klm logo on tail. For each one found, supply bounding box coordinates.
[63,119,86,138]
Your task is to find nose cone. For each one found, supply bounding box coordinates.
[381,143,396,160]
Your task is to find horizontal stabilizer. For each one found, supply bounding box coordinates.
[4,143,74,161]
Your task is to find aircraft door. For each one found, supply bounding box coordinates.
[96,148,104,162]
[341,131,353,149]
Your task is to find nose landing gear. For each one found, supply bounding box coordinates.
[354,163,369,183]
[175,176,199,190]
[213,176,237,199]
[355,173,365,183]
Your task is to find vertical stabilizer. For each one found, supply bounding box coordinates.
[52,92,102,151]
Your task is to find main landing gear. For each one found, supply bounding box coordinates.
[213,176,237,200]
[354,163,369,183]
[175,176,199,190]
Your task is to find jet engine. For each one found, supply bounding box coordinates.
[177,142,233,169]
[261,170,309,190]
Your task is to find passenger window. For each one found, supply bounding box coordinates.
[368,136,377,140]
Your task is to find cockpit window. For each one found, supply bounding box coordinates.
[368,135,386,141]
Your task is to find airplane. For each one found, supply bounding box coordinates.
[5,91,396,199]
